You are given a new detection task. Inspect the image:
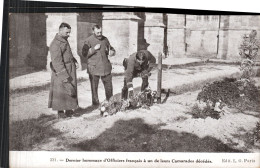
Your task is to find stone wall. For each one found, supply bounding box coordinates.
[8,13,260,76]
[28,13,48,69]
[186,15,219,58]
[167,14,221,59]
[167,14,186,57]
[9,13,31,68]
[144,13,166,60]
[102,12,141,64]
[166,14,260,61]
[218,15,260,61]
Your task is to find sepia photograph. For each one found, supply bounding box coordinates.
[4,0,260,167]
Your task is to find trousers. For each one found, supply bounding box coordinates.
[121,76,148,100]
[89,73,113,105]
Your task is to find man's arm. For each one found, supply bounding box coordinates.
[125,56,135,91]
[107,39,116,56]
[82,40,97,58]
[50,43,70,82]
[82,43,90,57]
[147,51,156,72]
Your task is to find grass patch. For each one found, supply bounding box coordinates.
[10,114,62,150]
[252,122,260,143]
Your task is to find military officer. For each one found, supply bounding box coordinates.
[82,24,116,106]
[48,22,78,118]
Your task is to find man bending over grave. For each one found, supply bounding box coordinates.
[121,46,156,100]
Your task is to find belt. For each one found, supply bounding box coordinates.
[50,61,72,75]
[50,57,77,74]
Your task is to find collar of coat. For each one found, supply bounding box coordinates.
[93,34,105,40]
[55,33,68,43]
[134,51,149,67]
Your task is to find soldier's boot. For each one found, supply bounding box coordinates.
[65,110,73,118]
[141,77,149,91]
[121,87,128,100]
[57,110,66,119]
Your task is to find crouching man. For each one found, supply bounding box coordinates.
[121,50,156,100]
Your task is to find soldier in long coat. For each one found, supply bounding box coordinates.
[48,22,78,118]
[82,24,115,106]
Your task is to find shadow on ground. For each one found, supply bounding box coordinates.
[73,91,125,117]
[9,114,63,151]
[9,67,43,79]
[72,118,241,152]
[74,105,100,117]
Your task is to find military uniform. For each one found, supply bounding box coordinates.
[82,34,115,105]
[122,50,156,100]
[48,34,78,111]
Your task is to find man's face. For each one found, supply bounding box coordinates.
[93,28,102,37]
[59,27,71,39]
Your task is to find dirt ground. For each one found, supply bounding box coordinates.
[9,64,260,152]
[9,64,240,121]
[26,91,258,152]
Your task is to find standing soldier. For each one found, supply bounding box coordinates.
[48,22,78,118]
[121,49,156,100]
[82,24,116,106]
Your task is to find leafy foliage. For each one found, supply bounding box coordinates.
[239,30,259,80]
[245,122,260,146]
[197,78,239,107]
[195,30,260,119]
[197,78,259,111]
[253,122,260,143]
[100,88,157,116]
[128,88,157,109]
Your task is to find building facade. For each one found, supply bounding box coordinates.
[9,13,260,73]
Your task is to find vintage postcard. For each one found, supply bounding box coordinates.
[4,0,260,167]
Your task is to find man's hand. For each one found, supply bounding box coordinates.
[109,49,116,56]
[94,44,101,50]
[128,90,134,99]
[140,70,151,78]
[63,78,69,83]
[63,76,73,83]
[71,57,79,69]
[108,46,116,56]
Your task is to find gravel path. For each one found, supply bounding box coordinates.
[10,64,260,152]
[10,64,240,121]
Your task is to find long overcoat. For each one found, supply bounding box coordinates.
[48,34,78,111]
